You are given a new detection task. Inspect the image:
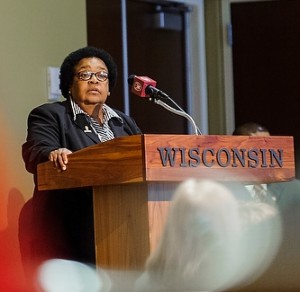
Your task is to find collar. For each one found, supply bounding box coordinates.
[245,184,267,199]
[245,184,267,192]
[69,97,123,123]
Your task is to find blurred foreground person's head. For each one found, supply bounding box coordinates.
[134,179,281,292]
[136,179,242,291]
[233,122,270,136]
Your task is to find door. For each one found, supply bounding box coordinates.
[86,0,193,134]
[231,0,300,178]
[230,2,300,289]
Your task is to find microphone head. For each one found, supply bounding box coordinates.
[129,75,157,98]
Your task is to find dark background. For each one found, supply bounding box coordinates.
[86,0,300,178]
[231,0,300,178]
[86,0,192,134]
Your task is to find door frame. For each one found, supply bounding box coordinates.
[166,0,209,134]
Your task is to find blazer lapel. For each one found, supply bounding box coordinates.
[109,117,126,137]
[74,114,100,144]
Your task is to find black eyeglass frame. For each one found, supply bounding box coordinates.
[74,71,109,82]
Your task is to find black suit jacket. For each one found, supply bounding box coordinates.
[20,100,142,266]
[22,100,141,174]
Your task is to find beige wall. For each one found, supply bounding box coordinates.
[0,0,87,205]
[0,2,86,286]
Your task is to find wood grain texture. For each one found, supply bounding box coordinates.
[36,134,295,269]
[38,134,295,191]
[38,135,145,191]
[93,182,177,269]
[93,183,150,269]
[143,134,295,183]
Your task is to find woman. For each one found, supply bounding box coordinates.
[20,47,141,274]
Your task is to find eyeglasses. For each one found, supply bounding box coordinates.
[75,71,109,82]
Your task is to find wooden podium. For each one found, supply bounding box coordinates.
[37,134,295,269]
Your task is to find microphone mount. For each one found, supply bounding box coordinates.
[145,86,169,100]
[147,90,202,135]
[152,98,202,135]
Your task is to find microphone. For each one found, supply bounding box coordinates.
[128,74,202,135]
[128,75,169,99]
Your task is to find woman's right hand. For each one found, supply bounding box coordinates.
[48,148,73,172]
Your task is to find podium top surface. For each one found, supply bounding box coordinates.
[37,134,295,191]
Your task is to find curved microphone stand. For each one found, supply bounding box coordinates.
[153,98,202,135]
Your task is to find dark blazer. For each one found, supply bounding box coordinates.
[22,100,142,174]
[20,100,142,267]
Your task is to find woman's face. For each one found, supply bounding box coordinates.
[70,57,110,111]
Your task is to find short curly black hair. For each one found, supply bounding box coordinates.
[59,46,117,99]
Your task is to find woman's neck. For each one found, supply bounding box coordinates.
[83,103,103,123]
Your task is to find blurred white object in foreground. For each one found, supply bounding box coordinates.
[36,259,111,292]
